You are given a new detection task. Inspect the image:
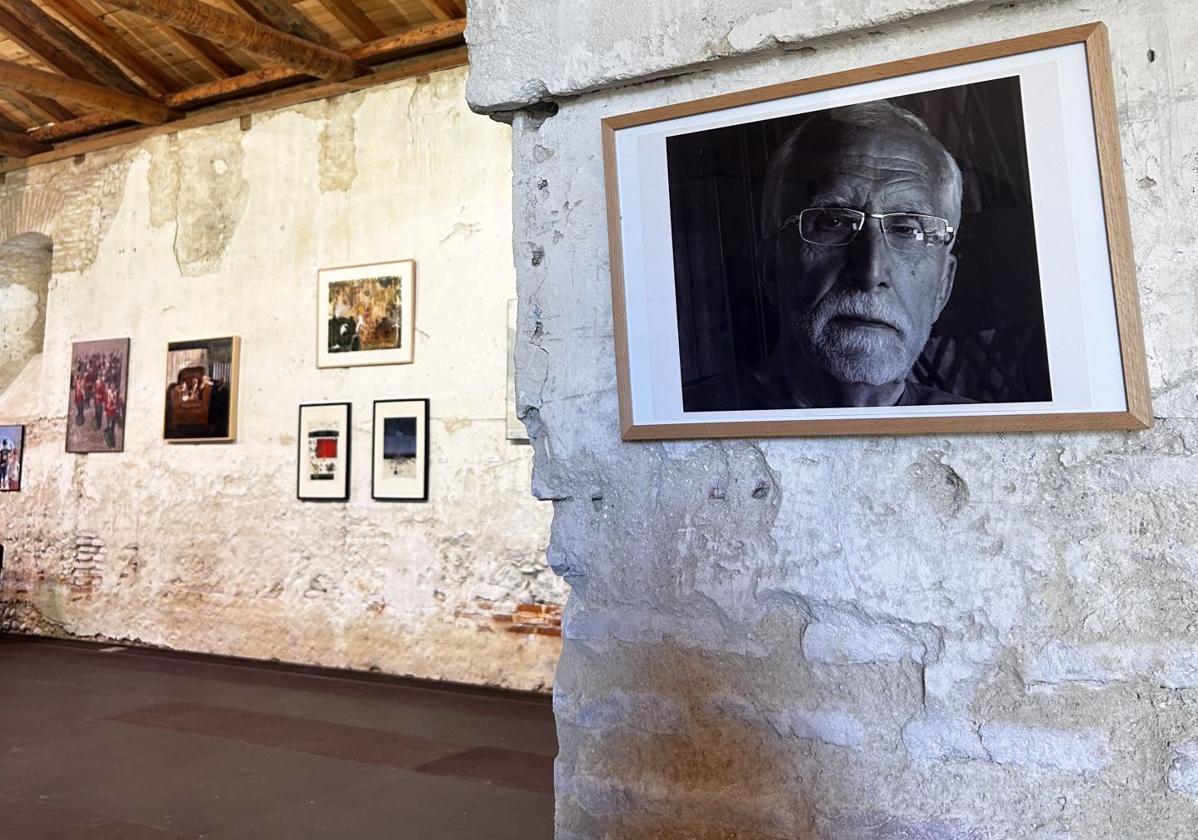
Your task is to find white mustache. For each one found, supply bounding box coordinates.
[812,292,907,335]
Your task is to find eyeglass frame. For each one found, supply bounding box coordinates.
[777,207,956,251]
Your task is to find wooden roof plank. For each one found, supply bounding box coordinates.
[31,24,466,142]
[0,6,100,83]
[41,0,177,95]
[0,125,48,156]
[226,0,336,49]
[0,58,176,123]
[103,0,367,81]
[0,0,146,94]
[316,0,385,43]
[19,46,466,165]
[413,0,457,23]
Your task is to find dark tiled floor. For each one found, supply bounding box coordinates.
[0,637,556,839]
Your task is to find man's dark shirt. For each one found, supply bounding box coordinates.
[682,359,972,411]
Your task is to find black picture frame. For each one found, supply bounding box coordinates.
[371,398,430,502]
[297,402,352,502]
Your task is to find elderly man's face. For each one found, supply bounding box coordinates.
[771,126,958,387]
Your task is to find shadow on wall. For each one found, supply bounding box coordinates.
[0,232,52,408]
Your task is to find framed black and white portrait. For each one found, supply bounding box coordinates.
[602,23,1150,439]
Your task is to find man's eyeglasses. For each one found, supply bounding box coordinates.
[780,207,955,252]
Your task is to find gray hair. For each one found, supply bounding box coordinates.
[760,100,963,239]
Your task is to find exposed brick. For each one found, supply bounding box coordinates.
[902,714,986,763]
[782,709,863,748]
[1024,641,1198,690]
[822,810,987,840]
[979,724,1110,777]
[1167,741,1198,797]
[802,621,927,665]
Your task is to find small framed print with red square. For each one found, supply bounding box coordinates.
[297,402,351,502]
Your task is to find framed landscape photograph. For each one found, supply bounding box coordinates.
[318,260,415,368]
[0,424,24,492]
[297,403,351,501]
[163,336,240,443]
[372,399,429,502]
[602,23,1149,439]
[66,338,130,453]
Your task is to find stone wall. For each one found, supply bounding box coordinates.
[0,65,566,692]
[467,0,1198,836]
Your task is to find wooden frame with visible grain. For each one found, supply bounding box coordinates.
[163,335,241,444]
[602,22,1151,440]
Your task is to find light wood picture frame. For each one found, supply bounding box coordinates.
[318,259,416,368]
[163,336,241,443]
[602,22,1150,439]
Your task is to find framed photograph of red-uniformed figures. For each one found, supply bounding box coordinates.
[602,23,1149,439]
[66,338,130,453]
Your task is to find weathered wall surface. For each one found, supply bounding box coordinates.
[469,0,1198,836]
[0,65,566,691]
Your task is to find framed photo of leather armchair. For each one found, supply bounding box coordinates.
[163,337,241,443]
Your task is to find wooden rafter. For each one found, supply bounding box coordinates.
[15,46,466,170]
[14,90,75,123]
[0,126,48,157]
[0,104,26,132]
[226,0,335,49]
[316,0,385,43]
[32,17,466,137]
[41,0,177,94]
[169,28,245,78]
[0,6,100,83]
[0,0,145,94]
[0,58,176,123]
[103,0,366,81]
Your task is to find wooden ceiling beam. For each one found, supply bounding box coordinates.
[102,0,367,81]
[0,0,145,95]
[30,20,467,140]
[348,19,464,63]
[0,126,49,157]
[0,58,176,124]
[41,0,177,95]
[17,46,467,169]
[226,0,336,49]
[316,0,385,43]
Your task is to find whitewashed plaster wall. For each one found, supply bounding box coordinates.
[468,0,1198,836]
[0,65,567,691]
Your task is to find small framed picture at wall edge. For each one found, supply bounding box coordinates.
[0,424,25,492]
[602,22,1150,440]
[297,402,352,502]
[371,398,429,502]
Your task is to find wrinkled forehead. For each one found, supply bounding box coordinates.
[776,126,958,220]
